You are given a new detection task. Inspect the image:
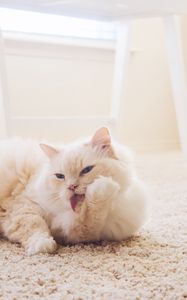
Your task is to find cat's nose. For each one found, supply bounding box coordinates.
[68,184,78,191]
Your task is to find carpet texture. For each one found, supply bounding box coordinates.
[0,152,187,300]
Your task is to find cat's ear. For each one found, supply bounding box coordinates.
[90,127,111,149]
[40,143,59,159]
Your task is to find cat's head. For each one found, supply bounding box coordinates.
[40,127,128,212]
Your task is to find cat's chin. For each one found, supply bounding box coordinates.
[70,193,85,211]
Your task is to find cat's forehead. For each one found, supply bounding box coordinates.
[65,144,96,164]
[54,144,97,173]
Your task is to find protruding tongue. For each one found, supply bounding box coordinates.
[70,194,84,211]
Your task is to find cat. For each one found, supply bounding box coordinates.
[0,138,57,255]
[0,127,148,255]
[35,127,148,245]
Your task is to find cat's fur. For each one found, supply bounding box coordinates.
[0,128,148,255]
[0,138,57,255]
[37,128,148,244]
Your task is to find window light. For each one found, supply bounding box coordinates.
[0,7,116,40]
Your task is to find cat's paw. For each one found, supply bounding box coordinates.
[26,232,57,256]
[87,176,120,201]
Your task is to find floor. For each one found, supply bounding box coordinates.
[0,151,187,300]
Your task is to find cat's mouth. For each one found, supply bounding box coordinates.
[70,193,85,211]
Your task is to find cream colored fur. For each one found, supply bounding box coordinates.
[0,138,57,255]
[0,128,148,254]
[35,128,148,244]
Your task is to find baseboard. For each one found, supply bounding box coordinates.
[126,139,180,152]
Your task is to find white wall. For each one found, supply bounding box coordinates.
[118,18,180,151]
[182,15,187,83]
[4,17,182,151]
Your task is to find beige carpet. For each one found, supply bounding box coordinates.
[0,152,187,300]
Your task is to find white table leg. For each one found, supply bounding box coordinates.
[0,27,9,138]
[164,16,187,153]
[110,19,132,136]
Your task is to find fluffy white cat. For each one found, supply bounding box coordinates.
[36,127,148,244]
[0,138,56,255]
[0,127,148,255]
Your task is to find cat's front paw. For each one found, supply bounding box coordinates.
[26,232,57,256]
[87,176,120,201]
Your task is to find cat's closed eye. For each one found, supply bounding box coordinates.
[55,173,65,179]
[80,165,94,176]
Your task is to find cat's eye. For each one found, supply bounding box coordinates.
[55,173,65,179]
[80,165,94,176]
